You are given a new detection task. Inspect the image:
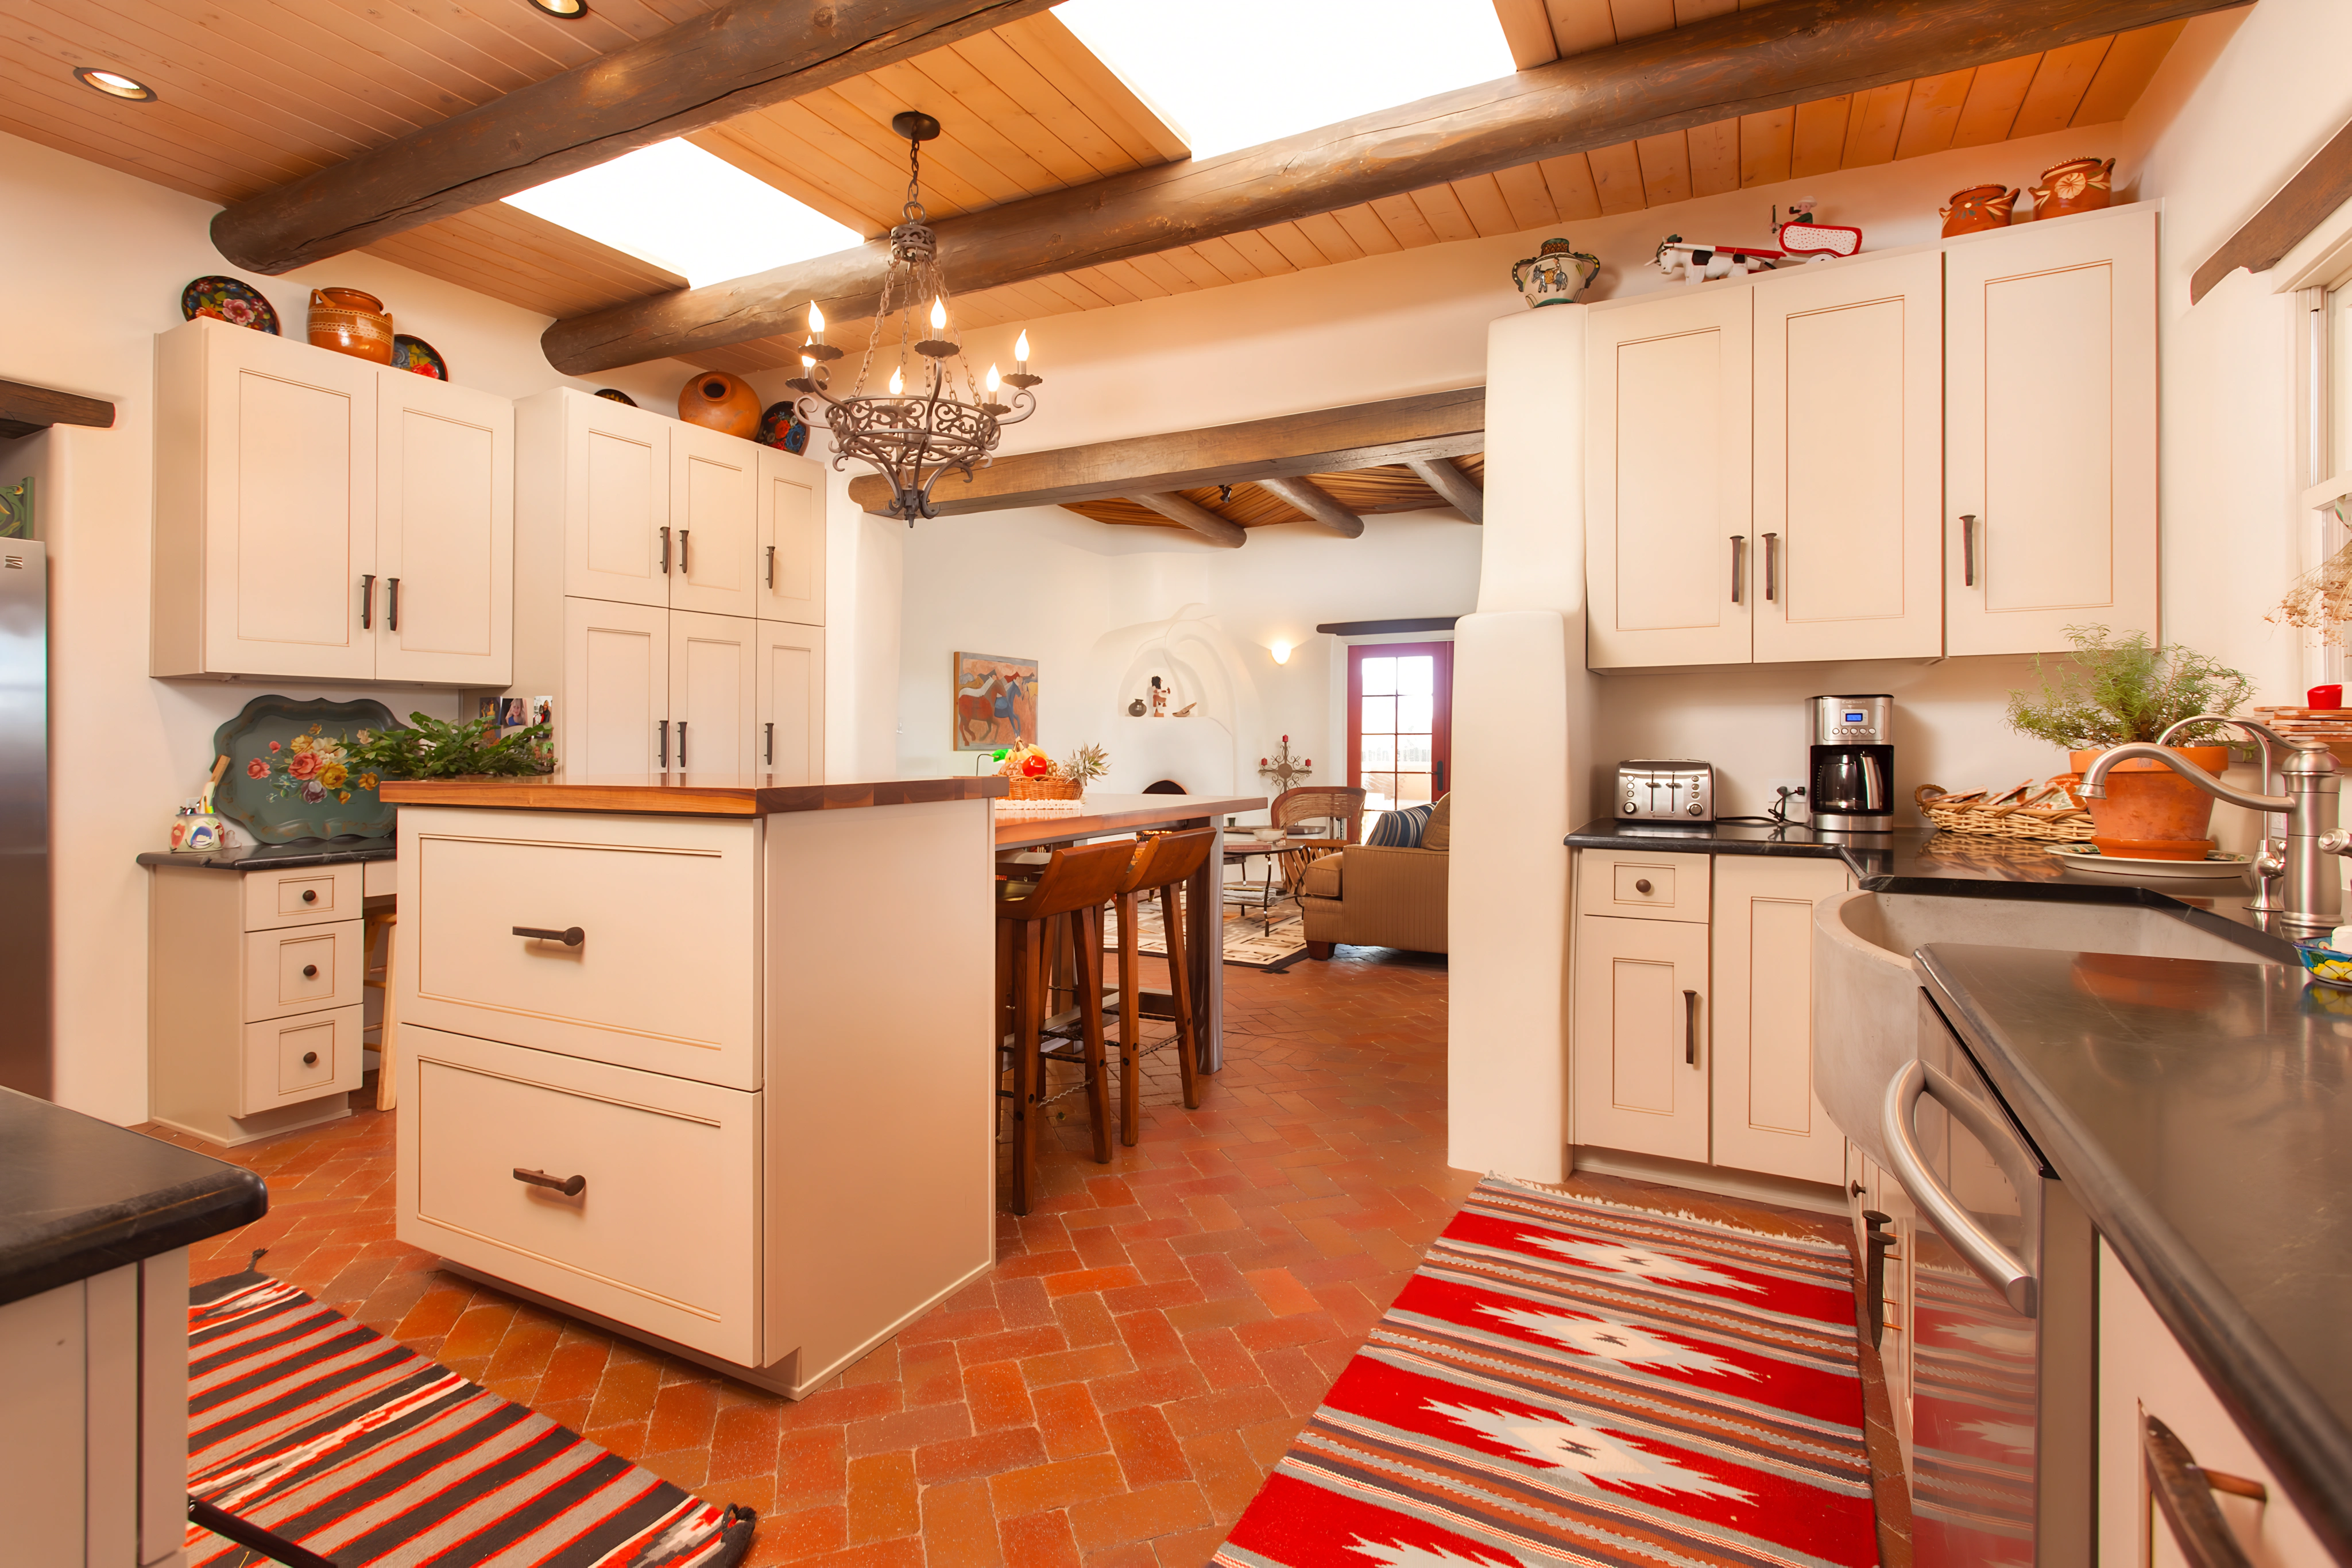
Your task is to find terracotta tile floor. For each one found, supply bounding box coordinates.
[146,938,1872,1567]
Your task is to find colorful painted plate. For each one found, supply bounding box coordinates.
[593,388,638,406]
[181,276,280,335]
[212,695,400,844]
[2044,845,2253,880]
[758,400,811,453]
[391,334,447,380]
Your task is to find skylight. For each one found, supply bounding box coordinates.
[503,140,863,288]
[1053,0,1517,161]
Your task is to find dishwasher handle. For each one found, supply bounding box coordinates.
[1882,1058,2040,1317]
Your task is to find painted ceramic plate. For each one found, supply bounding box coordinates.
[593,388,638,406]
[212,695,400,844]
[758,400,811,454]
[2045,845,2253,880]
[392,334,447,380]
[181,276,280,335]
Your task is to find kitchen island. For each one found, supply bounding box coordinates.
[382,773,1004,1399]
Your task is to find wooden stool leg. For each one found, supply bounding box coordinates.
[1116,891,1140,1147]
[1012,917,1045,1215]
[1077,903,1112,1163]
[1163,883,1202,1111]
[373,914,399,1112]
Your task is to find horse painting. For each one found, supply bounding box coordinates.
[953,652,1038,751]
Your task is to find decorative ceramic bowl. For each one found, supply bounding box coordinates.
[2294,938,2352,990]
[391,334,447,380]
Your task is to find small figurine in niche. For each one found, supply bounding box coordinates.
[1653,233,1785,284]
[1149,676,1169,718]
[1773,199,1863,261]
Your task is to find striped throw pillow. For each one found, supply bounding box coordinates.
[1366,803,1434,848]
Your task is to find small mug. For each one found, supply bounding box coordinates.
[2310,684,2343,710]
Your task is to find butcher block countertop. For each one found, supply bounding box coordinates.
[380,773,1007,816]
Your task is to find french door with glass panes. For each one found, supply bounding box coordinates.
[1348,642,1453,816]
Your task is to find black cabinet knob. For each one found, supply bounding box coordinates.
[301,889,318,904]
[1635,878,1653,895]
[301,1051,318,1066]
[301,963,318,978]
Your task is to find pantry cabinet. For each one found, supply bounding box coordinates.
[153,317,513,686]
[559,390,668,609]
[759,447,825,626]
[670,421,763,620]
[758,621,825,777]
[670,609,759,774]
[561,598,668,776]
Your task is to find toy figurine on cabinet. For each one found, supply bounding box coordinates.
[1654,234,1784,284]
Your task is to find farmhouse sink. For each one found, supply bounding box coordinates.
[1813,889,2283,1167]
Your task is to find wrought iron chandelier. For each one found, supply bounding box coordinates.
[789,111,1042,523]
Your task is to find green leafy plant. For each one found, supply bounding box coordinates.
[345,711,552,780]
[2004,625,2252,750]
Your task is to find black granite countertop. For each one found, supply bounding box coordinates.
[0,1088,266,1307]
[1916,944,2352,1564]
[136,839,393,872]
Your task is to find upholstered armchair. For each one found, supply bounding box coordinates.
[1297,795,1449,958]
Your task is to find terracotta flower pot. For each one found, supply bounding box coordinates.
[2067,745,2228,860]
[307,288,394,364]
[677,371,761,439]
[1941,184,2017,237]
[2031,157,2116,220]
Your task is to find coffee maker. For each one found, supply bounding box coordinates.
[1809,695,1894,833]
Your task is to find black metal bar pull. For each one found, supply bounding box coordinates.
[359,574,375,629]
[513,1168,586,1197]
[1683,989,1700,1064]
[386,576,400,631]
[659,525,671,572]
[513,925,585,946]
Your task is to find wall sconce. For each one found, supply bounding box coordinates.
[1269,640,1293,665]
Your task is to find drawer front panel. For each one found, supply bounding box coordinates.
[243,863,365,931]
[241,1006,363,1114]
[242,920,365,1021]
[399,810,758,1088]
[397,1026,759,1365]
[1576,848,1711,922]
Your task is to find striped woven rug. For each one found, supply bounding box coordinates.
[185,1271,754,1568]
[1216,1180,1879,1568]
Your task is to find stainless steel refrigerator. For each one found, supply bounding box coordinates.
[0,540,48,1097]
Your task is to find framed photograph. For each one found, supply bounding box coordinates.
[954,652,1038,752]
[496,696,529,729]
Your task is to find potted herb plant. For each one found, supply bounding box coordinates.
[346,710,552,782]
[2005,625,2252,860]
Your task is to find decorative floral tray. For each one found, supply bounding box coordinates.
[211,695,399,843]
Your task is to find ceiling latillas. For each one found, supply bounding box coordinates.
[1067,457,1489,533]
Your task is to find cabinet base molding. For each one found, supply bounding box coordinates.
[438,1253,995,1401]
[148,1094,351,1149]
[1570,1145,1847,1217]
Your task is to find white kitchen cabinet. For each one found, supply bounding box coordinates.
[1586,288,1754,669]
[757,620,825,782]
[671,422,762,619]
[1753,251,1944,664]
[556,389,670,609]
[561,597,670,776]
[1947,206,2158,656]
[1571,912,1711,1164]
[758,446,826,626]
[670,610,759,775]
[376,372,515,686]
[1710,855,1852,1183]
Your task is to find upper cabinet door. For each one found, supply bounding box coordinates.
[1754,252,1944,664]
[189,322,381,682]
[670,424,761,619]
[374,374,514,686]
[668,610,759,776]
[1587,289,1754,669]
[1945,206,2157,656]
[757,447,826,626]
[560,597,669,777]
[755,621,825,783]
[562,392,669,609]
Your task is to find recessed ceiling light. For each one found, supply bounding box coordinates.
[527,0,587,18]
[74,66,156,102]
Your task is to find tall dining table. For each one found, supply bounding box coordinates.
[995,792,1265,1073]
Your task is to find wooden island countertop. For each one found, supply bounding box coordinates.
[381,773,1007,816]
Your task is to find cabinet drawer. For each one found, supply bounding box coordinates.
[1576,848,1711,922]
[242,920,365,1022]
[241,1006,363,1114]
[397,1025,759,1365]
[243,863,364,931]
[398,808,760,1088]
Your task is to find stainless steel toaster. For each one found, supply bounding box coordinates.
[1615,760,1715,822]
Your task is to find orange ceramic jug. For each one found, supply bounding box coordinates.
[2031,157,2115,220]
[307,288,394,364]
[1940,184,2017,237]
[678,371,761,439]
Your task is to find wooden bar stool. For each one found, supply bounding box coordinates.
[362,908,398,1110]
[1111,827,1213,1145]
[998,839,1133,1214]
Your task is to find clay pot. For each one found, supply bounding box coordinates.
[307,288,394,364]
[678,371,761,439]
[2068,745,2229,860]
[2031,158,2116,220]
[1941,184,2018,237]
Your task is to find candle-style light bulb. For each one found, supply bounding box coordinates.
[930,296,947,331]
[808,301,825,339]
[986,363,1001,393]
[1014,330,1031,369]
[888,365,904,396]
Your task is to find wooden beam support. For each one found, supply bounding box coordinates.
[851,387,1484,516]
[210,0,1064,276]
[1128,493,1247,547]
[0,379,115,440]
[1314,616,1462,635]
[1406,456,1484,522]
[2192,115,2352,303]
[548,0,2245,372]
[1259,477,1365,538]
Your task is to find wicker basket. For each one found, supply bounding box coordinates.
[1004,776,1083,801]
[1915,779,2096,842]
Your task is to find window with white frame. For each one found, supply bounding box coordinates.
[2295,269,2352,682]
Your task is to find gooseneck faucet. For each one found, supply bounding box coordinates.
[2080,716,2352,935]
[2156,715,2292,911]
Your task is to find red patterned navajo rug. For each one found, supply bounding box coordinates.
[185,1271,754,1568]
[1216,1179,1880,1568]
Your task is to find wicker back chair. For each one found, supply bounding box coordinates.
[1271,787,1367,843]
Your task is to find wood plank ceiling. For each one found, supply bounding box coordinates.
[1067,455,1488,533]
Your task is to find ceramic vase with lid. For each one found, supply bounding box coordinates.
[307,288,394,364]
[2031,158,2116,221]
[1510,237,1602,307]
[678,371,761,439]
[1940,184,2018,237]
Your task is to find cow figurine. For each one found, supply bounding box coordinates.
[1774,199,1864,262]
[1654,234,1784,284]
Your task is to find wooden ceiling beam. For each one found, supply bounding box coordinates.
[1128,493,1247,547]
[1258,477,1366,538]
[2192,114,2352,303]
[847,386,1485,516]
[547,0,2242,373]
[1405,456,1484,522]
[209,0,1065,276]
